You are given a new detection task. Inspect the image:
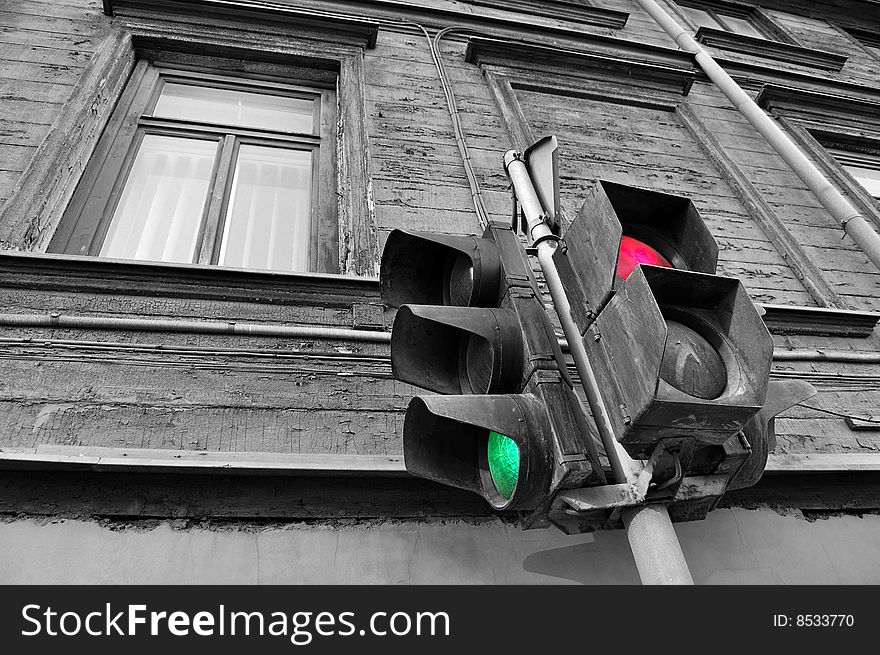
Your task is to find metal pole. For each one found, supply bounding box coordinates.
[634,0,880,272]
[621,504,694,585]
[536,240,640,484]
[504,151,694,585]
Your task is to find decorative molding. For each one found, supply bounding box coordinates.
[0,469,498,519]
[837,24,880,55]
[104,0,380,49]
[777,118,880,236]
[760,303,880,338]
[676,104,848,310]
[483,70,535,151]
[696,27,848,72]
[349,0,629,36]
[756,83,880,126]
[0,457,879,520]
[2,10,380,277]
[467,0,629,29]
[753,87,880,235]
[766,453,880,471]
[0,28,134,252]
[0,445,406,476]
[0,251,381,311]
[466,36,697,98]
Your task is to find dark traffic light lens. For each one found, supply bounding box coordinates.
[445,252,474,306]
[487,431,519,500]
[460,334,494,394]
[616,235,673,280]
[660,320,726,399]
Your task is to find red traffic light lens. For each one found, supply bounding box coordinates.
[616,235,673,280]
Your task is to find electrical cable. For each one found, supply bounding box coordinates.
[796,403,880,424]
[421,25,494,229]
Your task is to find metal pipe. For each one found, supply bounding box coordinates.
[771,349,880,363]
[505,150,639,482]
[539,239,693,585]
[634,0,880,271]
[537,241,642,484]
[4,313,876,364]
[505,149,693,585]
[621,504,694,584]
[503,151,554,245]
[0,313,391,343]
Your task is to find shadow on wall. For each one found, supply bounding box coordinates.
[521,530,641,585]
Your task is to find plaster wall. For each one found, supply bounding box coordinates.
[2,508,879,585]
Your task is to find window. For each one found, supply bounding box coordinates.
[843,28,880,62]
[829,149,880,200]
[50,61,337,274]
[675,1,779,40]
[681,5,763,38]
[671,1,846,71]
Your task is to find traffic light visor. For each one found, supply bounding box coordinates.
[403,395,534,509]
[553,180,718,333]
[390,305,524,395]
[380,230,502,307]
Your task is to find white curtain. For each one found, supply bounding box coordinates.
[218,145,312,272]
[101,134,217,264]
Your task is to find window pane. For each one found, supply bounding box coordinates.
[101,134,217,264]
[682,6,724,30]
[842,163,880,199]
[154,82,315,133]
[218,145,312,272]
[719,14,766,39]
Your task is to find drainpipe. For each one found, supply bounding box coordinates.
[634,0,880,271]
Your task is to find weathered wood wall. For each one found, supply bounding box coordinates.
[0,0,878,470]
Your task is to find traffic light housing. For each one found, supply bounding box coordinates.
[553,179,779,469]
[381,224,605,517]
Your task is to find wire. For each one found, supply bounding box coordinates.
[345,15,494,230]
[421,25,494,230]
[796,403,880,424]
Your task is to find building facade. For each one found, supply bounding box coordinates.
[1,0,880,584]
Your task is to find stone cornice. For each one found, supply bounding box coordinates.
[103,0,380,48]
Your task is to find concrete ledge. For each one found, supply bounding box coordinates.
[0,446,407,476]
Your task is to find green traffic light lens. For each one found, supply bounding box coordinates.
[487,431,519,500]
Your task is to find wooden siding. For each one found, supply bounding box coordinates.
[0,0,109,206]
[0,0,878,470]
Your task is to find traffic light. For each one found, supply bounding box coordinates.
[727,379,817,490]
[553,180,776,466]
[381,224,605,517]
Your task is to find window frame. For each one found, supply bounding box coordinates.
[49,60,338,274]
[840,26,880,63]
[826,147,880,202]
[670,0,795,44]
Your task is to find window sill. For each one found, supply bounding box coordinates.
[756,83,880,125]
[0,250,381,316]
[695,27,848,73]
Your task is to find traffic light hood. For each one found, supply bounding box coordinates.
[591,265,773,457]
[554,180,719,332]
[403,394,550,510]
[380,229,503,308]
[390,305,524,395]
